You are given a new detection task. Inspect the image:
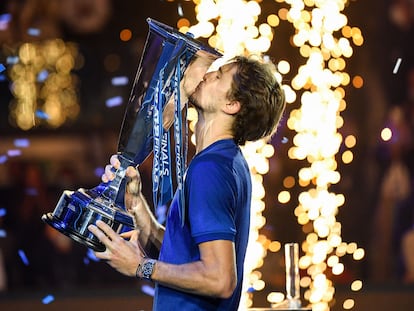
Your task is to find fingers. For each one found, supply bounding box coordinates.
[126,166,141,195]
[88,220,120,248]
[101,155,121,183]
[120,229,139,239]
[110,154,121,168]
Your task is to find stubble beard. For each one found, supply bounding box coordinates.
[188,93,201,111]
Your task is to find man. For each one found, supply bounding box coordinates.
[88,55,286,310]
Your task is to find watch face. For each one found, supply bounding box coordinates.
[142,259,156,280]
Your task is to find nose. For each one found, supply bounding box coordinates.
[202,71,213,82]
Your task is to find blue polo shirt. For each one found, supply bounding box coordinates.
[153,139,252,311]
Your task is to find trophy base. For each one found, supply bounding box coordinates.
[42,212,106,252]
[42,189,134,252]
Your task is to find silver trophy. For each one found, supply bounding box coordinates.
[42,18,221,252]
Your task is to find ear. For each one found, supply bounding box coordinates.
[223,100,241,115]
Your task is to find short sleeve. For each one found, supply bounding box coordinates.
[185,157,237,244]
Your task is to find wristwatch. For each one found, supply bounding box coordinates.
[136,258,156,281]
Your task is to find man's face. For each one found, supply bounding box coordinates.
[189,59,238,113]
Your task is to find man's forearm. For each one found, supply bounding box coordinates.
[133,192,165,256]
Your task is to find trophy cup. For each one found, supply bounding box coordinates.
[42,18,222,252]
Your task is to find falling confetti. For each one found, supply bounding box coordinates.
[85,248,100,262]
[141,284,155,297]
[393,58,402,74]
[0,63,5,73]
[27,27,41,36]
[37,69,49,82]
[0,13,11,30]
[18,249,29,266]
[0,230,6,238]
[35,110,50,120]
[177,3,184,17]
[0,155,7,164]
[14,138,30,148]
[6,56,19,65]
[42,294,55,304]
[94,167,105,178]
[7,149,22,157]
[105,96,123,108]
[111,76,129,86]
[0,208,6,217]
[25,187,38,196]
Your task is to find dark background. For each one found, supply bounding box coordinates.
[0,0,414,310]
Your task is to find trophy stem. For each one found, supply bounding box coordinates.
[96,154,135,203]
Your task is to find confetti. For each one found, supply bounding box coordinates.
[0,208,6,217]
[393,58,402,74]
[0,155,7,164]
[0,230,6,238]
[141,284,155,297]
[6,56,19,65]
[85,249,100,262]
[0,63,5,73]
[281,137,289,144]
[25,187,38,196]
[37,69,49,82]
[7,149,22,157]
[0,14,11,31]
[111,76,129,86]
[94,167,104,178]
[105,96,123,108]
[35,109,50,120]
[178,3,184,17]
[42,294,55,304]
[0,74,6,81]
[18,249,29,266]
[27,28,41,36]
[14,138,30,148]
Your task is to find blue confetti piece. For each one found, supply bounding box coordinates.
[111,76,129,86]
[141,285,155,297]
[0,155,7,164]
[0,229,6,238]
[0,14,11,31]
[281,137,289,144]
[25,187,38,196]
[42,294,55,304]
[14,138,30,148]
[0,74,7,82]
[37,69,49,82]
[0,13,11,23]
[6,56,19,65]
[94,167,104,178]
[105,96,123,108]
[86,249,100,262]
[0,208,6,217]
[7,149,21,157]
[0,63,5,73]
[27,28,41,36]
[18,249,29,266]
[35,110,50,120]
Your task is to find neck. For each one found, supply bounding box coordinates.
[194,111,234,154]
